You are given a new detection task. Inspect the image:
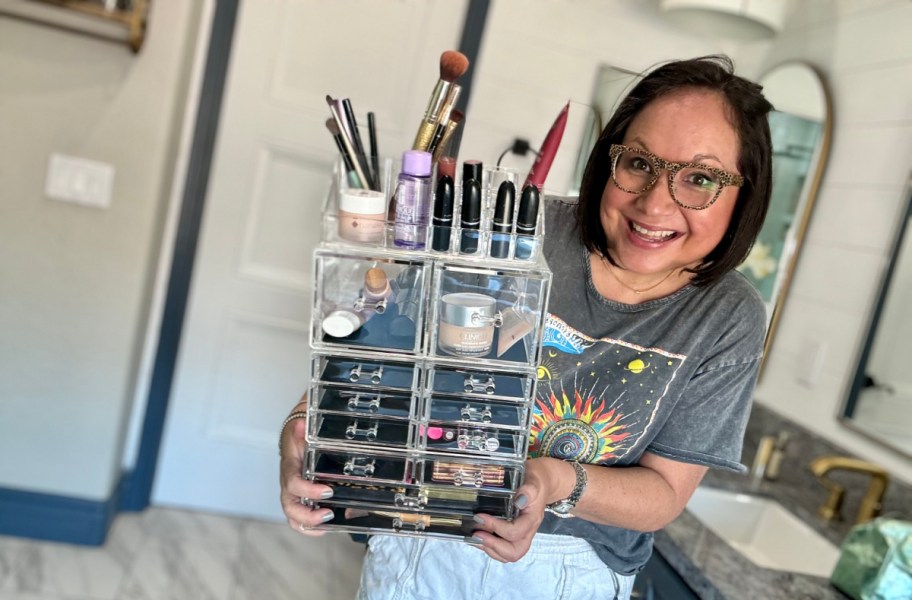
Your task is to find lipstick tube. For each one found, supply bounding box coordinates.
[490,180,515,259]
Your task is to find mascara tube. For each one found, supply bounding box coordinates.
[432,174,455,252]
[515,184,541,260]
[490,180,515,259]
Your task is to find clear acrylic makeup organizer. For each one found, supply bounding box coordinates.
[303,157,552,542]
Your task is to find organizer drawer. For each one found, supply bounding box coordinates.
[418,423,527,459]
[313,251,430,355]
[308,412,414,450]
[425,365,534,402]
[313,354,419,392]
[306,448,414,486]
[418,455,523,492]
[424,395,530,430]
[312,385,416,420]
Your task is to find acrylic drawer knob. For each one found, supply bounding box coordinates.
[345,420,378,441]
[343,457,376,477]
[463,374,496,394]
[460,403,492,423]
[349,364,384,385]
[354,295,387,315]
[457,429,499,452]
[346,393,381,413]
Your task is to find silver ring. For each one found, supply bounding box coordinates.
[299,521,307,532]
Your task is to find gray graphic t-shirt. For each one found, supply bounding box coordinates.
[533,197,766,574]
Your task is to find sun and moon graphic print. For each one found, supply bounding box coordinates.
[529,313,687,465]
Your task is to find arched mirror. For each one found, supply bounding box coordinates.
[841,174,912,458]
[739,61,832,371]
[575,61,832,373]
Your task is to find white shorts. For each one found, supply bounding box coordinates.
[356,533,635,600]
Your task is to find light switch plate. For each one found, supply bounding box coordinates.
[45,153,115,209]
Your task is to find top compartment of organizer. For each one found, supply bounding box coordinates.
[319,157,548,266]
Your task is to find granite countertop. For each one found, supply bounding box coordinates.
[653,405,912,600]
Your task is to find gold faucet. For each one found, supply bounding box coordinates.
[809,456,890,525]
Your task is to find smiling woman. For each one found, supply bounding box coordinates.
[580,60,832,371]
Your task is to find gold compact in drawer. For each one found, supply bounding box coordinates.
[418,455,523,492]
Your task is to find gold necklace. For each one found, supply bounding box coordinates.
[601,255,676,295]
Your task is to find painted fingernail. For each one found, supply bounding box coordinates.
[515,494,529,509]
[467,536,484,545]
[321,511,335,523]
[320,489,334,499]
[473,515,485,524]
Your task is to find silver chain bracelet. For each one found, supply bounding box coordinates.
[278,411,307,455]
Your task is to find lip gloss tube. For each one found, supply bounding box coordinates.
[490,180,515,259]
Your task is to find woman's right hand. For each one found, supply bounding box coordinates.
[279,400,335,535]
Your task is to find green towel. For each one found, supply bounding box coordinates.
[830,518,912,600]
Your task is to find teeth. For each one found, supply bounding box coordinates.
[632,222,675,240]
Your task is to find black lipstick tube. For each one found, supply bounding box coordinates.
[432,175,455,252]
[490,180,516,259]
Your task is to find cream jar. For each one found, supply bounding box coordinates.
[338,188,386,243]
[438,293,502,357]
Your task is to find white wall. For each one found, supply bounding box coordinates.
[0,0,204,499]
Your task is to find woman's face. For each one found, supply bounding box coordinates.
[599,89,741,277]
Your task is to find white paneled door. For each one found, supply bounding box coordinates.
[153,0,467,520]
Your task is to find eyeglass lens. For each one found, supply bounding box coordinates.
[614,150,722,207]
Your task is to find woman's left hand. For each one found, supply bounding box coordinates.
[470,457,560,563]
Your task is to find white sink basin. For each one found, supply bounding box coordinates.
[686,487,840,578]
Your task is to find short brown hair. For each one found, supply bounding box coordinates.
[577,55,773,288]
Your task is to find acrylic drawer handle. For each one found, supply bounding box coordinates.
[471,311,502,327]
[354,295,387,315]
[345,393,381,413]
[463,374,496,395]
[460,403,492,423]
[457,429,500,452]
[394,492,426,509]
[345,420,378,441]
[349,364,384,385]
[392,515,427,532]
[343,457,376,477]
[453,468,485,488]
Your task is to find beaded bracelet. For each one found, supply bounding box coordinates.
[278,411,307,455]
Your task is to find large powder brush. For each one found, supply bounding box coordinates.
[413,50,469,152]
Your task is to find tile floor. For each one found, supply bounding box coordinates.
[0,506,365,600]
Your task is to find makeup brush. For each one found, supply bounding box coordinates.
[433,109,465,162]
[367,111,379,186]
[426,85,461,156]
[326,118,358,187]
[334,97,376,191]
[326,95,370,189]
[523,100,569,192]
[413,50,469,152]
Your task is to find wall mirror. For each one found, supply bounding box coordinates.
[576,61,832,372]
[841,175,912,458]
[741,61,832,367]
